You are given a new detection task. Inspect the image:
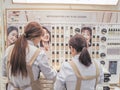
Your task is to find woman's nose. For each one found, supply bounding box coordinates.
[13,36,17,41]
[83,35,87,38]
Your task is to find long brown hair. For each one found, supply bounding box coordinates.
[69,34,92,67]
[10,22,43,77]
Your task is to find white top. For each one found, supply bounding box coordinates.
[54,54,104,90]
[2,40,57,90]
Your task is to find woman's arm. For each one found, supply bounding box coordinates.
[1,45,14,77]
[54,62,67,90]
[37,51,57,80]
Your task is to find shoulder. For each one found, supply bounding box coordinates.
[27,44,46,58]
[61,61,70,68]
[2,45,14,65]
[92,59,101,67]
[58,61,76,80]
[29,45,38,51]
[5,45,14,55]
[27,45,47,65]
[6,44,14,50]
[92,59,103,72]
[60,61,73,72]
[29,45,46,55]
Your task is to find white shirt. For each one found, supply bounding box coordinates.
[54,54,104,90]
[2,40,57,90]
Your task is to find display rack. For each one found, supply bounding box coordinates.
[4,9,120,89]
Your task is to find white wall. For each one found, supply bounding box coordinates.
[1,0,120,90]
[4,0,120,11]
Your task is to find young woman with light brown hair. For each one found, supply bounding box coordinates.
[2,22,56,90]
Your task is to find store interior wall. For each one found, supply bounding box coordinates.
[0,0,119,50]
[4,0,120,10]
[1,0,120,90]
[0,0,120,78]
[1,0,120,48]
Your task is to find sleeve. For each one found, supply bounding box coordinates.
[54,62,67,90]
[37,51,57,80]
[98,62,104,84]
[1,46,13,77]
[1,48,9,77]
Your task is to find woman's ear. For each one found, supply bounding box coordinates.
[70,46,74,52]
[71,46,78,56]
[70,46,75,56]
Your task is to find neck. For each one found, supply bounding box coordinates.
[72,52,80,57]
[30,39,38,46]
[33,41,38,46]
[7,41,11,46]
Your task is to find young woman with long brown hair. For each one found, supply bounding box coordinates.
[2,22,56,90]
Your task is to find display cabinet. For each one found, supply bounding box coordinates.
[5,9,120,89]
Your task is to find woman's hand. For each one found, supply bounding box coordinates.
[41,33,50,42]
[42,41,49,51]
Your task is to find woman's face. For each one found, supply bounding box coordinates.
[81,30,91,44]
[41,29,50,42]
[8,30,18,45]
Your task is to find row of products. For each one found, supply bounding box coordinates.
[92,43,99,50]
[51,59,61,72]
[107,38,120,40]
[51,35,71,42]
[92,51,100,58]
[52,35,101,42]
[107,48,120,55]
[92,52,106,59]
[52,51,71,58]
[51,34,109,43]
[92,35,100,42]
[108,28,120,36]
[51,43,69,50]
[51,26,76,34]
[51,51,105,59]
[107,43,120,45]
